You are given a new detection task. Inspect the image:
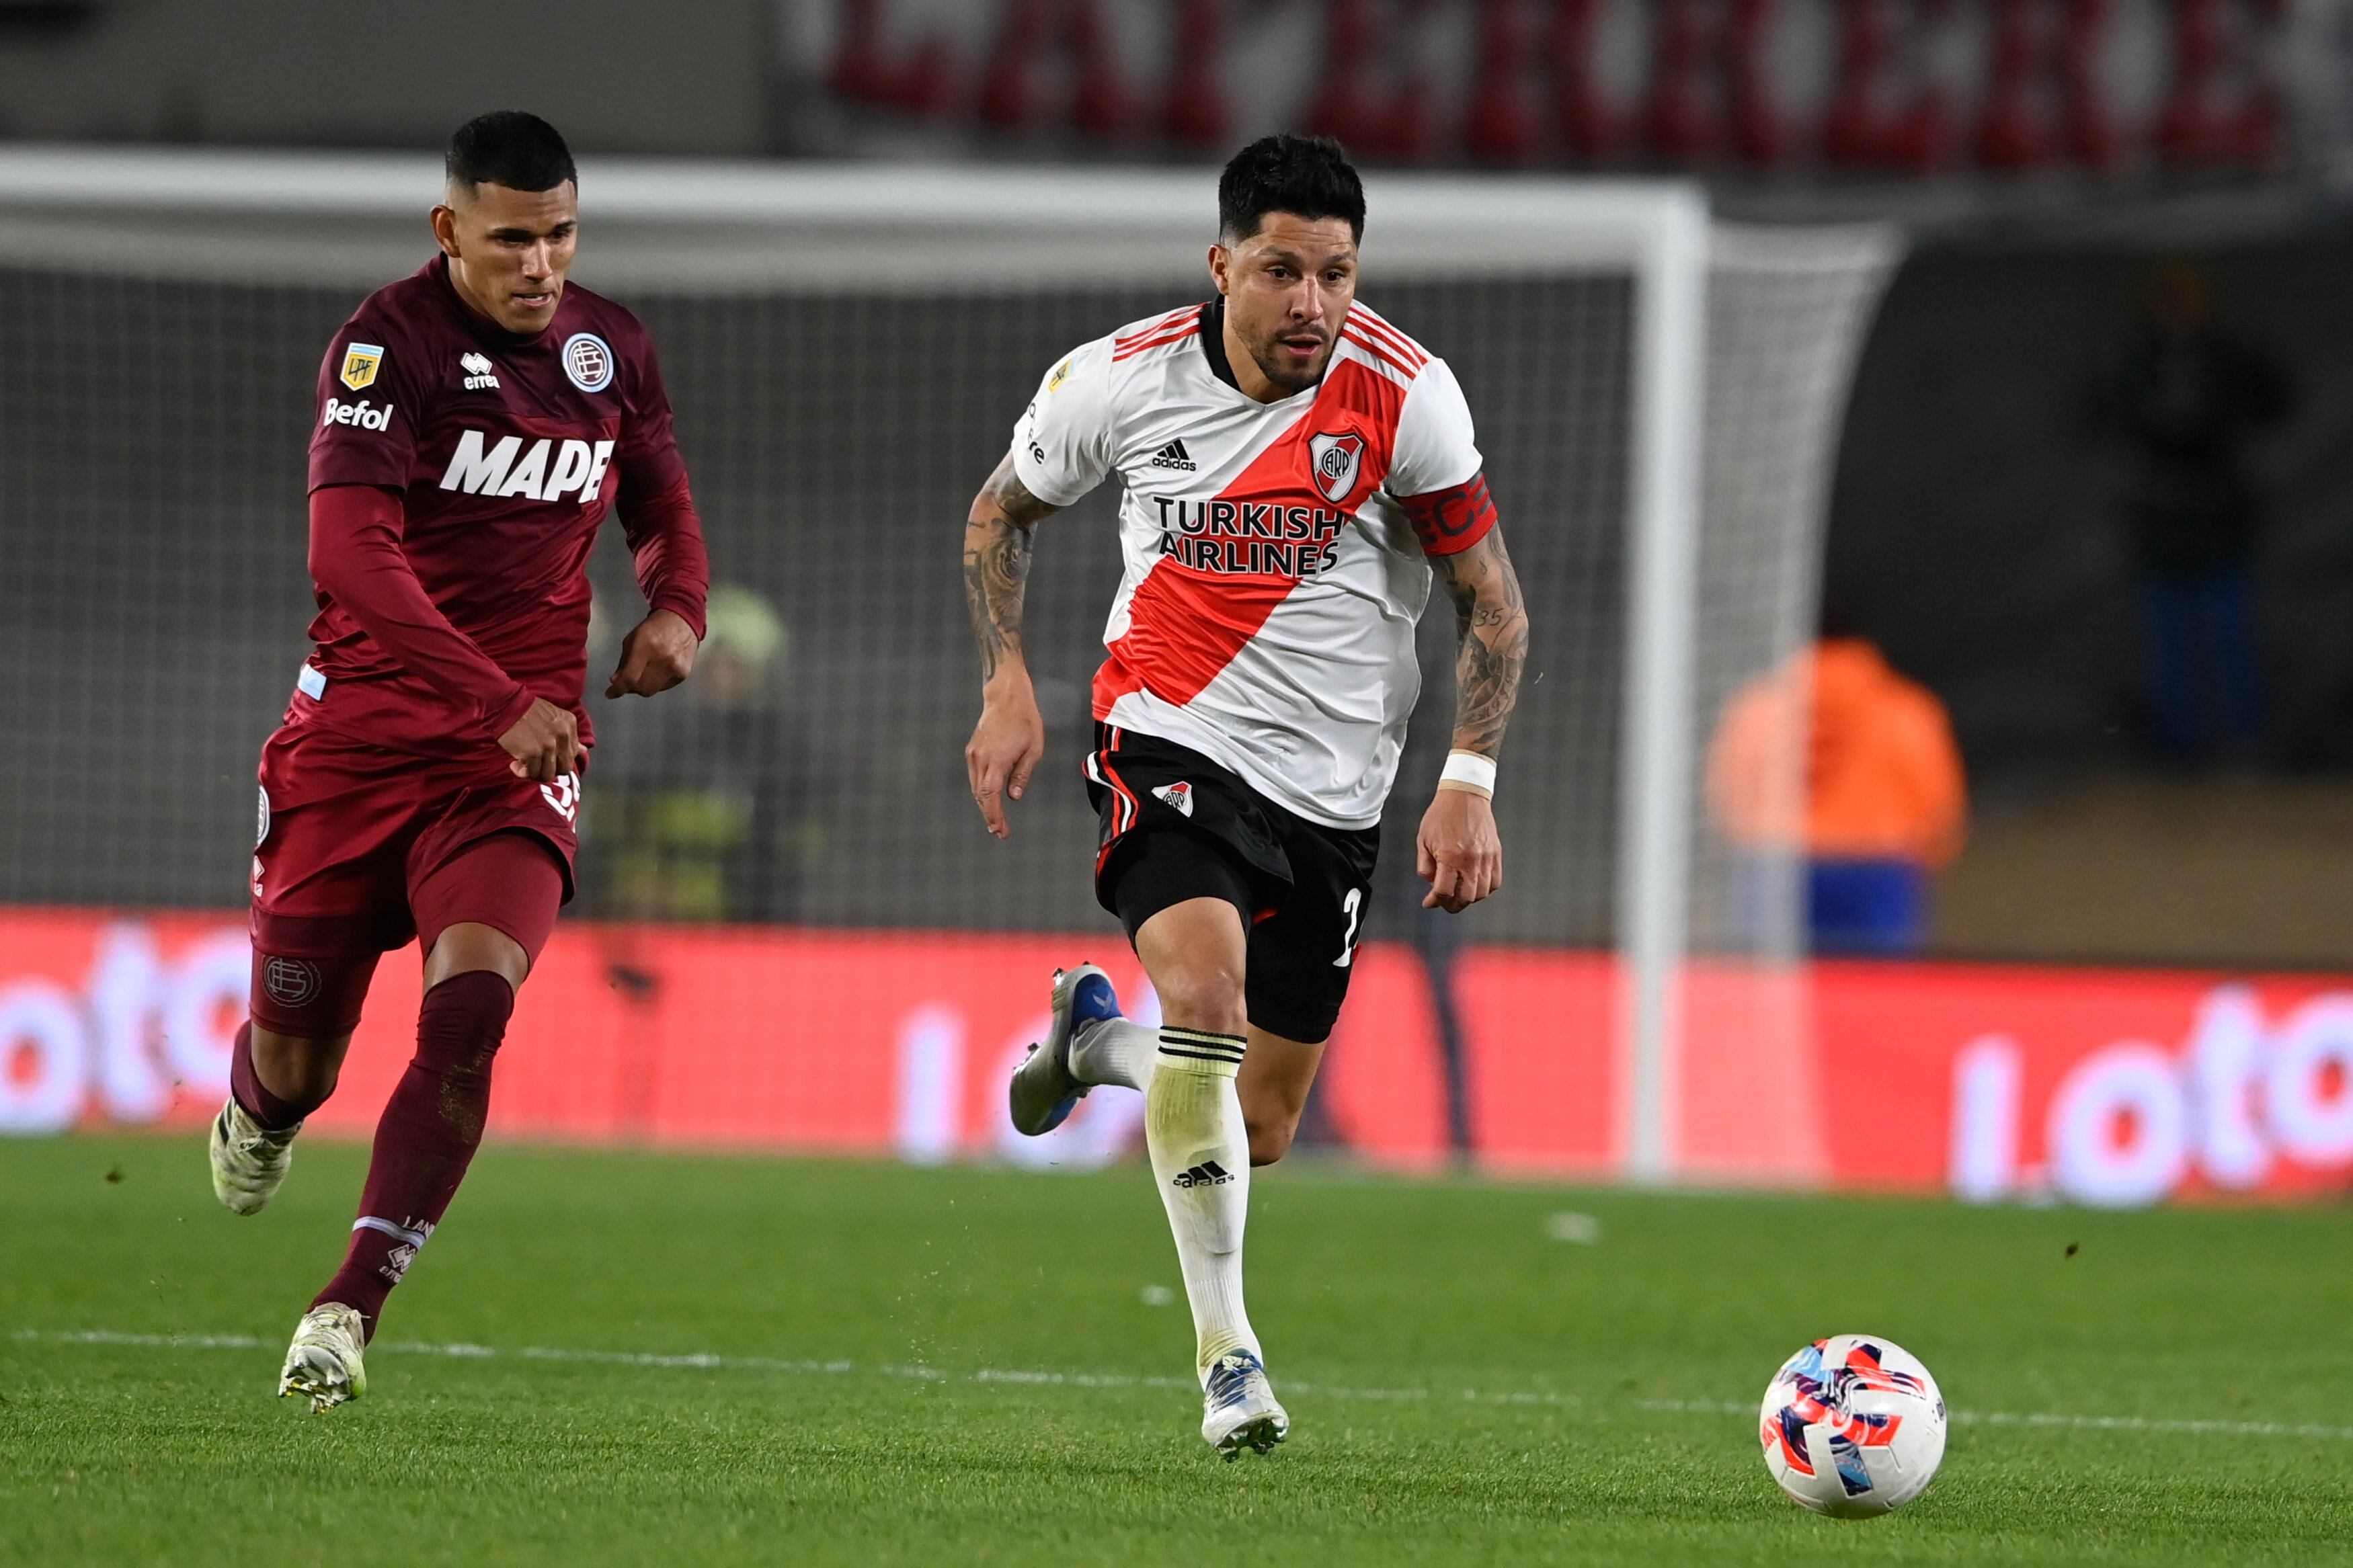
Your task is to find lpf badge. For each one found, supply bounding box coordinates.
[339,342,384,390]
[1308,430,1365,503]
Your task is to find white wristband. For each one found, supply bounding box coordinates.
[1439,750,1497,798]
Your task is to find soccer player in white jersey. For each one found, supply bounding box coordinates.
[962,134,1529,1456]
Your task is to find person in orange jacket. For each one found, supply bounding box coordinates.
[1708,608,1966,954]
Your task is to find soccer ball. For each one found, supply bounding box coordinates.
[1758,1335,1946,1518]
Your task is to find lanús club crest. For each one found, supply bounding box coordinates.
[1308,430,1365,504]
[562,332,614,394]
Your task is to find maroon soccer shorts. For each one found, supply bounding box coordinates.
[249,721,580,1035]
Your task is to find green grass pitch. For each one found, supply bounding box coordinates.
[4,1133,2352,1566]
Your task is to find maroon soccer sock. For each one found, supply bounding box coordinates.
[229,1021,320,1131]
[312,971,515,1336]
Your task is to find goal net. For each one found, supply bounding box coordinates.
[0,151,1894,1182]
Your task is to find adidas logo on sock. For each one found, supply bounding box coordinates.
[1148,438,1196,472]
[1172,1159,1234,1188]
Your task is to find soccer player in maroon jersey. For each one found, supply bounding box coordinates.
[208,112,711,1411]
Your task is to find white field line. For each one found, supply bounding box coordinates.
[15,1328,2353,1443]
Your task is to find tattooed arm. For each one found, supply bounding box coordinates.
[1436,528,1529,760]
[1418,526,1531,912]
[963,451,1064,839]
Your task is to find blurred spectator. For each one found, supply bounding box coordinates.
[2093,259,2292,764]
[1709,610,1968,955]
[585,584,822,922]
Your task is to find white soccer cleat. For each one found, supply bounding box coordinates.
[1007,963,1120,1137]
[208,1098,301,1216]
[1201,1350,1289,1458]
[278,1303,368,1413]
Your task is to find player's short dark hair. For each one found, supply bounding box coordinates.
[446,112,577,196]
[1218,134,1365,245]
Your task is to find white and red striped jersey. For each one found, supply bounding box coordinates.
[1014,299,1494,829]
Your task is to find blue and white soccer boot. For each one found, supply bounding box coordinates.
[1007,963,1120,1136]
[278,1303,368,1413]
[1201,1349,1289,1458]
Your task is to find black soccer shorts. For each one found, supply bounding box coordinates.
[1084,723,1380,1045]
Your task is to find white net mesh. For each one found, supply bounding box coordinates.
[1679,226,1901,1184]
[0,159,1894,1175]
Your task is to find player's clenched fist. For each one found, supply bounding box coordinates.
[500,698,584,783]
[966,685,1045,841]
[604,608,699,699]
[1418,786,1503,913]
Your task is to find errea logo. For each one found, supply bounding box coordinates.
[459,352,500,391]
[321,397,393,431]
[438,429,617,503]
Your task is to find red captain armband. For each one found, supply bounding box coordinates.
[1400,472,1499,557]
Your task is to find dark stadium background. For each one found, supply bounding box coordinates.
[11,7,2353,1563]
[6,0,2353,1167]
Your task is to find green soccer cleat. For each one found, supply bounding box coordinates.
[278,1304,368,1413]
[208,1098,301,1216]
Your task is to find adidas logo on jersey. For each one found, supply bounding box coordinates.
[458,352,500,391]
[1153,781,1195,817]
[438,429,618,504]
[1149,439,1197,472]
[1172,1160,1233,1188]
[320,397,393,431]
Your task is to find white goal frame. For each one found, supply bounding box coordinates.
[0,147,1805,1184]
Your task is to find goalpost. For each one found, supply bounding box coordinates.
[0,149,1895,1184]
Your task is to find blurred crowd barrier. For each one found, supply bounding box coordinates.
[819,0,2305,173]
[5,905,2350,1208]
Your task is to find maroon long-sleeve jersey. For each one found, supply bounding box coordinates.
[301,254,709,757]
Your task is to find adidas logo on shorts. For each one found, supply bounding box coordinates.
[1148,438,1196,472]
[1172,1160,1234,1188]
[1152,780,1195,817]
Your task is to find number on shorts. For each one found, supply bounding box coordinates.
[1332,886,1365,968]
[540,771,580,825]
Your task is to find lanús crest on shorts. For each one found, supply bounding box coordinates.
[1307,430,1366,504]
[262,956,323,1009]
[562,333,615,394]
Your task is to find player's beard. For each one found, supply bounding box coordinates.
[1245,327,1333,397]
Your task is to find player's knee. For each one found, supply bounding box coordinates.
[422,921,532,993]
[246,948,372,1116]
[249,1024,351,1108]
[271,1055,343,1107]
[1149,956,1248,1036]
[415,971,518,1085]
[1244,1110,1299,1167]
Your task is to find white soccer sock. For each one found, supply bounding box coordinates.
[1068,1016,1160,1091]
[1144,1026,1261,1382]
